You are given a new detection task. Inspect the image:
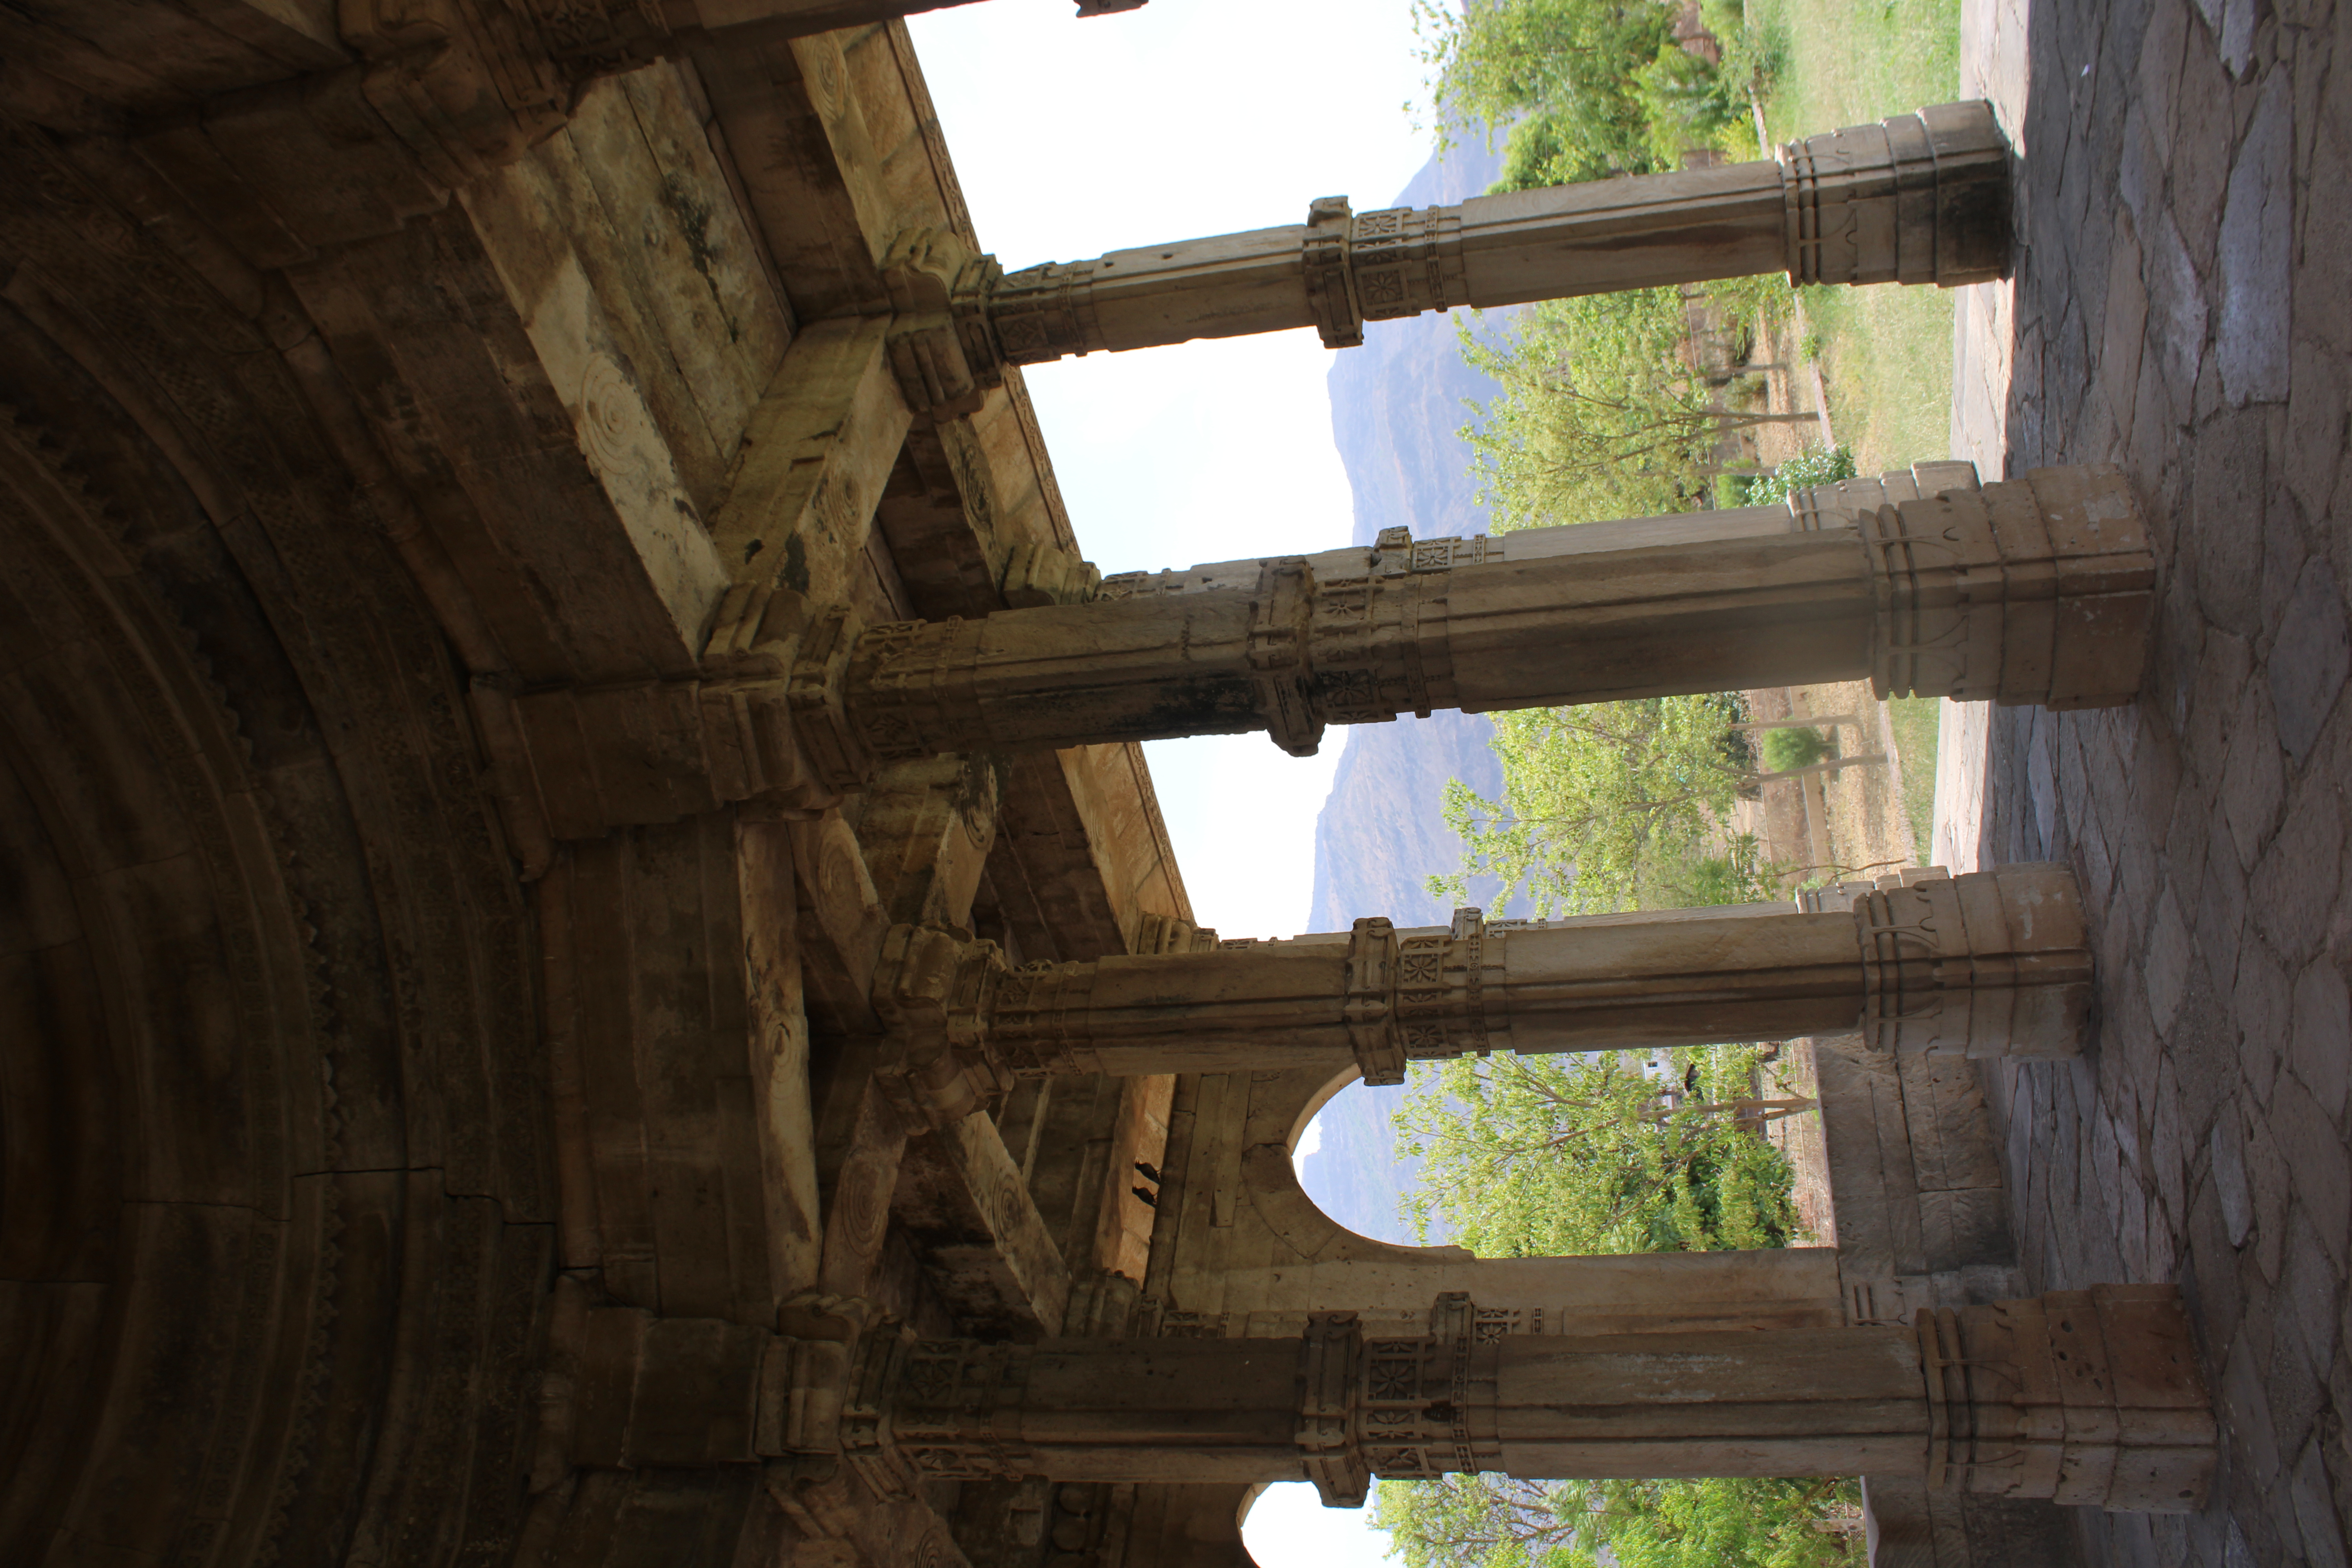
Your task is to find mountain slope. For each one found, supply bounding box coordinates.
[1296,137,1515,1247]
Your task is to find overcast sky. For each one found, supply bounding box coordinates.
[906,1,1440,1558]
[907,0,1441,946]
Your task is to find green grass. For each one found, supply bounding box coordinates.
[1738,0,1964,473]
[1887,697,1942,860]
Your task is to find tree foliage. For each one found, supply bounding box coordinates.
[1429,693,1772,918]
[1395,1047,1802,1257]
[1373,1472,1867,1568]
[1461,292,1814,529]
[1414,0,1749,181]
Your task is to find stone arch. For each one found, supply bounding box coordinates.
[0,151,547,1568]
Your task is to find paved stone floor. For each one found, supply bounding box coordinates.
[1942,0,2352,1563]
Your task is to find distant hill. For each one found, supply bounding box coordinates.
[1296,136,1517,1248]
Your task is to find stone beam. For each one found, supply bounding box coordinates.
[878,102,2007,409]
[815,1287,2214,1513]
[784,462,2151,782]
[863,865,2092,1124]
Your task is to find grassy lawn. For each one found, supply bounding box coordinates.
[1743,0,1965,474]
[1886,696,1942,860]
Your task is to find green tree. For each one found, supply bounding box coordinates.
[1736,442,1858,506]
[1374,1472,1867,1568]
[1416,0,1679,181]
[1461,292,1813,530]
[1428,694,1768,919]
[1395,1048,1804,1258]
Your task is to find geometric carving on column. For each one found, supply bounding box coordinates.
[1855,864,2093,1059]
[1918,1285,2216,1512]
[1862,464,2154,710]
[842,1334,1036,1485]
[820,1286,2211,1510]
[1354,908,1509,1086]
[1351,1293,1503,1494]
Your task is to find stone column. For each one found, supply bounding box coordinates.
[826,1287,2213,1514]
[878,102,2007,410]
[784,461,2152,784]
[865,865,2092,1126]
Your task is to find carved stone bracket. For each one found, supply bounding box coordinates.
[869,924,1014,1127]
[1853,864,2093,1059]
[1298,1312,1368,1506]
[1302,196,1362,349]
[1917,1287,2215,1511]
[1344,918,1401,1085]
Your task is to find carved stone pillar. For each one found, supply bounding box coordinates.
[882,102,2006,410]
[784,461,2152,783]
[831,1288,2213,1513]
[863,865,2091,1125]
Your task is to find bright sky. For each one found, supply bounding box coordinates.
[906,1,1438,1558]
[907,0,1439,943]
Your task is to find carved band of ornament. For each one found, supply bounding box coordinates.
[851,1336,1038,1482]
[1357,1294,1502,1483]
[1301,198,1470,352]
[844,618,978,762]
[986,960,1094,1075]
[522,0,672,72]
[1350,204,1468,324]
[1778,113,1940,288]
[975,258,1104,367]
[1350,911,1512,1084]
[1861,466,2153,710]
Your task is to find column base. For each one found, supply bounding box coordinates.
[1922,1286,2216,1513]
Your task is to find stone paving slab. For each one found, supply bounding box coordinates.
[1942,1,2352,1564]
